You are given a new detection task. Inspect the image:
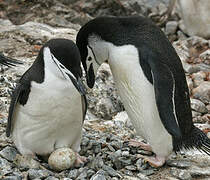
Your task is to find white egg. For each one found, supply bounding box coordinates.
[48,147,76,171]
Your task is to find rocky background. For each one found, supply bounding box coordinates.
[0,0,210,179]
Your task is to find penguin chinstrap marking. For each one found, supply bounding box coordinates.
[6,39,87,166]
[76,16,210,167]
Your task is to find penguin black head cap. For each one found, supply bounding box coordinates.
[43,38,82,79]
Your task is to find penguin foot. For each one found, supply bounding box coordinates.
[74,153,87,167]
[143,156,166,168]
[128,139,152,151]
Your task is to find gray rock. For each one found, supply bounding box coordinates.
[102,165,121,177]
[191,111,202,118]
[14,154,40,169]
[76,168,88,179]
[167,159,191,168]
[89,156,104,170]
[90,173,106,180]
[87,169,95,178]
[28,169,54,179]
[189,166,210,177]
[0,157,13,176]
[0,146,18,162]
[2,176,22,180]
[139,169,155,176]
[190,99,208,113]
[200,49,210,64]
[45,177,59,180]
[165,21,178,35]
[170,167,192,180]
[178,0,210,38]
[191,71,206,87]
[137,173,150,180]
[68,169,79,179]
[192,81,210,104]
[125,165,137,171]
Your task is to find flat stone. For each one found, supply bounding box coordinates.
[191,71,206,87]
[192,81,210,104]
[45,177,59,180]
[90,173,106,180]
[167,159,192,168]
[0,146,18,162]
[2,176,22,180]
[137,173,150,180]
[0,156,13,176]
[28,169,54,179]
[189,166,210,177]
[165,21,178,35]
[68,169,78,179]
[190,99,208,113]
[14,154,40,170]
[102,165,121,177]
[170,168,192,180]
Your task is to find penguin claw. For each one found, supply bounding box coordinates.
[74,153,87,167]
[128,139,152,151]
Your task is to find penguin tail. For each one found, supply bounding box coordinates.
[174,126,210,155]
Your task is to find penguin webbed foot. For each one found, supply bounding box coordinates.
[128,139,152,152]
[137,154,166,168]
[144,156,166,168]
[74,152,87,167]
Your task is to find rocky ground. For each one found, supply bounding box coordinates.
[0,0,210,179]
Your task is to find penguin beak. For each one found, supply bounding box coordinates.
[66,73,86,95]
[86,63,95,88]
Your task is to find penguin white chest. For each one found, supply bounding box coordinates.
[108,45,173,157]
[12,71,83,155]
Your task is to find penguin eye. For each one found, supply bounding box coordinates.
[87,57,92,61]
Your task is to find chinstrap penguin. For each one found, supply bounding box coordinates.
[76,16,210,167]
[6,38,87,165]
[0,53,23,67]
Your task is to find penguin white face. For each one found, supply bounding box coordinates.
[43,47,86,95]
[83,35,109,88]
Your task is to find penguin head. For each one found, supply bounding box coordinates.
[41,38,86,95]
[76,17,113,88]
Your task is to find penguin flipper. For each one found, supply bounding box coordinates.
[81,95,87,122]
[6,83,30,137]
[148,57,182,139]
[0,53,23,67]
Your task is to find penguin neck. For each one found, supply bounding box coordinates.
[89,36,139,78]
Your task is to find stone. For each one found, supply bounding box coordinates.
[45,177,59,180]
[191,71,206,87]
[167,159,191,168]
[28,169,54,179]
[0,157,12,176]
[170,168,192,180]
[192,81,210,104]
[0,146,18,162]
[14,154,40,170]
[190,99,208,113]
[165,21,178,35]
[48,148,76,171]
[137,173,150,180]
[189,166,210,177]
[68,169,79,179]
[90,173,106,180]
[2,176,22,180]
[178,0,210,38]
[102,165,121,177]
